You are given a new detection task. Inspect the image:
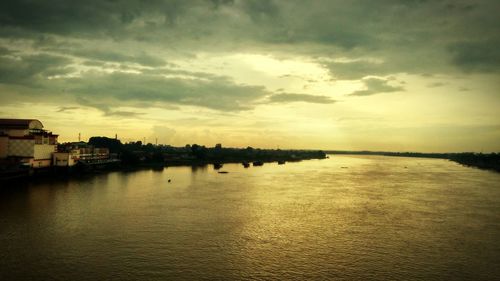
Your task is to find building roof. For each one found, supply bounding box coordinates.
[0,119,43,130]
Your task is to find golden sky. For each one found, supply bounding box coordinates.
[0,0,499,152]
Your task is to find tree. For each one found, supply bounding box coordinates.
[191,144,208,160]
[88,136,123,153]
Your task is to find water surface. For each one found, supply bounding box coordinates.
[1,155,499,280]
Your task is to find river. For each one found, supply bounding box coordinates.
[1,155,499,280]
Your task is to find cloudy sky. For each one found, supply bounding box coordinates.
[0,0,499,152]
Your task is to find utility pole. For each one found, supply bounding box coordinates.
[78,133,81,142]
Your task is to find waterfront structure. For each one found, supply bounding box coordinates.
[0,119,58,168]
[57,142,110,164]
[52,150,80,167]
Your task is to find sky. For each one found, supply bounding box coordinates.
[0,0,499,152]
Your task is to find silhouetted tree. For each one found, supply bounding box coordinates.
[88,136,123,153]
[191,144,208,160]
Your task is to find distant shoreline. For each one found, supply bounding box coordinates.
[327,151,500,173]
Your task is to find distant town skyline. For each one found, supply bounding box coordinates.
[1,0,499,152]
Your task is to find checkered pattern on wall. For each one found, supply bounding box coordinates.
[8,139,35,157]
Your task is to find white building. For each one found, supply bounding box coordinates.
[0,119,58,168]
[52,150,80,167]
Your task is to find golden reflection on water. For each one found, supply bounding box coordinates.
[1,155,499,280]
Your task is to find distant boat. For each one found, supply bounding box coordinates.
[242,162,250,168]
[213,163,223,169]
[218,171,229,174]
[277,160,285,165]
[253,161,264,166]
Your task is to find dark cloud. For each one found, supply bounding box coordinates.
[448,40,500,72]
[242,0,280,22]
[0,0,191,37]
[63,71,271,111]
[70,49,168,67]
[82,60,107,67]
[74,97,148,118]
[350,77,404,96]
[140,68,219,80]
[268,93,335,104]
[0,46,13,55]
[105,111,144,118]
[427,82,446,88]
[0,53,73,86]
[75,97,112,113]
[323,60,394,80]
[56,106,80,112]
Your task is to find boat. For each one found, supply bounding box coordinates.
[242,162,250,168]
[253,161,264,166]
[218,171,229,174]
[277,160,285,165]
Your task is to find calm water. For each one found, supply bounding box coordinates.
[1,155,499,280]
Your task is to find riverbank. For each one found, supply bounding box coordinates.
[0,149,327,183]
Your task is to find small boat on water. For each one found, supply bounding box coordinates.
[218,171,229,174]
[253,161,264,166]
[242,162,250,168]
[277,160,285,165]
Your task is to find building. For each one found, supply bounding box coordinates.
[0,119,58,168]
[52,150,80,167]
[57,142,110,165]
